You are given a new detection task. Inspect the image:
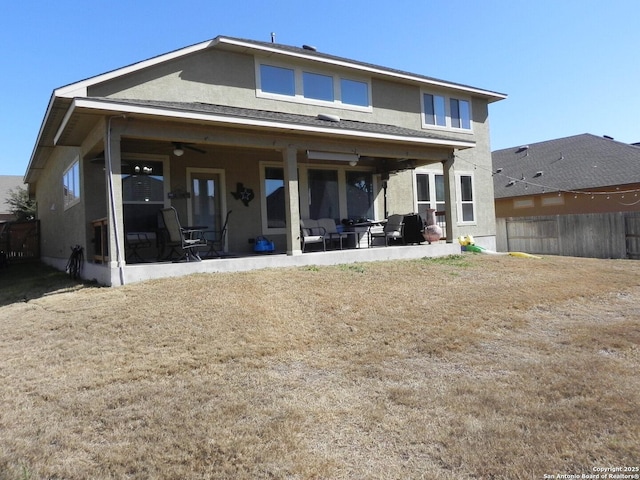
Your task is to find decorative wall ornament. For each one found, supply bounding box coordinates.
[231,182,255,206]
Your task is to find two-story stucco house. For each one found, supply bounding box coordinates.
[25,36,506,285]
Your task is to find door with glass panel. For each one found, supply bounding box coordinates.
[188,169,226,248]
[416,172,446,228]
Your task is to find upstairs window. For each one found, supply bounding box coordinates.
[63,159,80,209]
[450,98,471,129]
[257,60,371,110]
[423,94,446,127]
[422,92,472,131]
[260,65,295,96]
[340,79,369,107]
[303,71,334,101]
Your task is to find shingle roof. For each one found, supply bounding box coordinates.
[492,134,640,198]
[91,97,470,145]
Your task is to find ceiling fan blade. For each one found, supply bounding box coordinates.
[172,142,206,154]
[185,144,206,154]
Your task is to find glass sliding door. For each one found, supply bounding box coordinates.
[308,169,339,221]
[346,171,373,221]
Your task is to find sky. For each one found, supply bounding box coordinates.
[1,0,639,176]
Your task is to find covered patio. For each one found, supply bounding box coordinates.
[41,98,471,286]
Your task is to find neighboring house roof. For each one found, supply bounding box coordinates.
[492,134,640,198]
[0,175,25,219]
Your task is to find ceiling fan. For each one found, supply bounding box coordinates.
[172,142,206,156]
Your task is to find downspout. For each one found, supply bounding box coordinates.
[106,114,127,285]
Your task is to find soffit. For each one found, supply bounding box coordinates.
[55,97,476,152]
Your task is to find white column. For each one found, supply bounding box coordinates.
[283,147,302,255]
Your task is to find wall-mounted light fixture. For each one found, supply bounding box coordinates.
[307,150,359,166]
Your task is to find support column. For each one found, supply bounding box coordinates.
[105,116,126,284]
[442,154,458,243]
[283,147,302,255]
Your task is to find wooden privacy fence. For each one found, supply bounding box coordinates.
[0,220,40,263]
[496,212,640,259]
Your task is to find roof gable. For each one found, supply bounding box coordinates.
[492,134,640,198]
[54,35,506,102]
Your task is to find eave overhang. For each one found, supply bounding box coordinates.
[54,97,477,150]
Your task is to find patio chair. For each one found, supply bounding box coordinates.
[159,207,207,262]
[202,210,232,258]
[369,214,405,246]
[300,219,326,252]
[317,218,348,249]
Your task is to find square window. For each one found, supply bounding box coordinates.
[303,71,334,101]
[341,78,369,106]
[260,64,295,96]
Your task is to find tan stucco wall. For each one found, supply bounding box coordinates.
[35,147,87,260]
[89,48,482,147]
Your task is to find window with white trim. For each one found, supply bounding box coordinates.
[456,173,475,223]
[415,171,445,213]
[63,159,80,209]
[422,92,472,131]
[256,60,371,110]
[262,165,287,232]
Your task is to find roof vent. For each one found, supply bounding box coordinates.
[302,44,317,51]
[317,113,341,122]
[603,135,614,140]
[516,145,529,153]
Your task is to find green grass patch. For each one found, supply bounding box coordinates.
[420,254,472,267]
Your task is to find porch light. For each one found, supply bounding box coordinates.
[306,150,359,164]
[173,145,184,156]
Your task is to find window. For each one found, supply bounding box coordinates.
[264,167,286,229]
[450,98,471,129]
[303,71,334,101]
[122,160,165,232]
[415,172,445,213]
[457,174,475,223]
[257,60,371,110]
[423,94,446,127]
[422,92,472,130]
[514,198,534,209]
[260,64,295,96]
[340,79,369,107]
[63,159,80,209]
[541,194,564,206]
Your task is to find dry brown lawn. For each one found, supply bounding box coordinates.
[0,254,639,479]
